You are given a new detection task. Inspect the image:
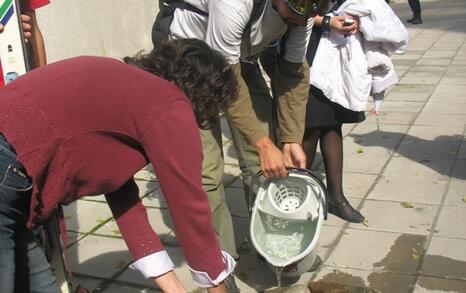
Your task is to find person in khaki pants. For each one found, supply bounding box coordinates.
[151,3,329,284]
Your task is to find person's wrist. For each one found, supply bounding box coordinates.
[254,137,274,152]
[321,15,331,33]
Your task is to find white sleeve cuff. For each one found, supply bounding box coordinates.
[189,251,236,288]
[129,250,175,278]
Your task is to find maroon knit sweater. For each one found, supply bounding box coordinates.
[0,56,224,279]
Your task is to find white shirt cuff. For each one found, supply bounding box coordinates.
[189,251,236,288]
[129,250,175,278]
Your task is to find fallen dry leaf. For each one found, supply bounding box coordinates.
[362,219,369,227]
[401,202,414,208]
[111,230,121,235]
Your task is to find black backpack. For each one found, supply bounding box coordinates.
[151,0,267,50]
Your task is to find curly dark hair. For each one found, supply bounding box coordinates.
[124,39,238,129]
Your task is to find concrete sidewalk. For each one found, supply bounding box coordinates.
[62,0,466,292]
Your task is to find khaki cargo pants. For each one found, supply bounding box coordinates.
[200,58,276,258]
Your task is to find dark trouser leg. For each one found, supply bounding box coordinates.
[15,227,60,293]
[408,0,422,24]
[408,0,421,12]
[0,136,59,293]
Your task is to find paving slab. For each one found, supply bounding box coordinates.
[68,235,132,279]
[135,179,160,197]
[341,154,390,175]
[220,116,232,141]
[429,85,466,104]
[364,112,416,125]
[433,206,466,239]
[369,175,447,205]
[408,65,448,73]
[141,188,167,209]
[325,229,426,274]
[451,160,466,180]
[67,231,85,245]
[416,59,451,66]
[420,237,466,280]
[399,71,443,85]
[422,50,458,59]
[224,141,238,165]
[342,173,378,198]
[383,157,455,180]
[452,59,466,66]
[225,163,242,176]
[349,200,438,235]
[414,112,466,126]
[423,102,466,115]
[134,164,157,181]
[350,122,409,138]
[444,179,466,207]
[311,267,415,293]
[414,276,466,293]
[386,84,436,102]
[439,76,466,86]
[394,139,462,159]
[375,101,425,113]
[392,52,423,61]
[96,207,174,240]
[406,125,465,141]
[458,142,466,159]
[63,200,113,234]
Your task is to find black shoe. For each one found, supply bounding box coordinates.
[328,201,365,223]
[408,12,422,24]
[224,275,241,293]
[411,16,422,24]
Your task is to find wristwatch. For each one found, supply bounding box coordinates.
[321,15,332,34]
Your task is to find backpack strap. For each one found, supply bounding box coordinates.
[152,0,208,47]
[242,0,267,58]
[164,0,208,16]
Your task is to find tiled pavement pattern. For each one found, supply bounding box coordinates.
[62,0,466,292]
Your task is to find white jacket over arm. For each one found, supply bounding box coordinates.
[310,0,408,111]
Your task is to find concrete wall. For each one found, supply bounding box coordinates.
[36,0,159,63]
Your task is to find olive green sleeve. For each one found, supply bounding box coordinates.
[274,58,309,144]
[225,63,268,144]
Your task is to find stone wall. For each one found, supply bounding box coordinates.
[36,0,158,63]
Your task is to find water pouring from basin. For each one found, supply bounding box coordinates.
[249,168,327,281]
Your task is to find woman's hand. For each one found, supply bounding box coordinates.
[0,14,33,39]
[329,14,359,35]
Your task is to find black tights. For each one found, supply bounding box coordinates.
[303,125,348,206]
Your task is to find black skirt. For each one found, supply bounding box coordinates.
[305,85,365,128]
